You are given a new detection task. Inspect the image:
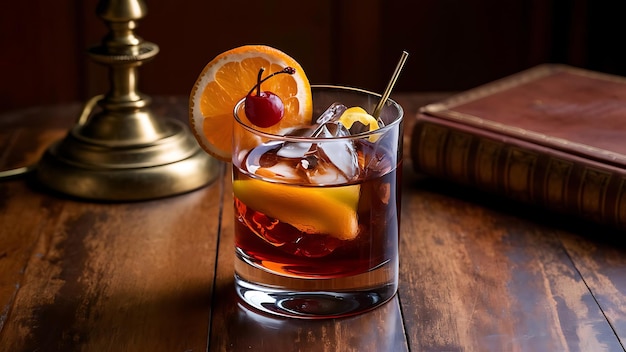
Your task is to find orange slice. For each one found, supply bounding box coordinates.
[339,107,379,132]
[339,106,381,142]
[233,178,360,240]
[189,45,313,161]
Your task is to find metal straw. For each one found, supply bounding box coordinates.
[372,51,409,120]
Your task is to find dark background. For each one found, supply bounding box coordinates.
[1,0,625,113]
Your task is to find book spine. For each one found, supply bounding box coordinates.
[411,114,626,230]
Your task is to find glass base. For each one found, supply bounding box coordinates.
[234,253,398,319]
[235,277,396,319]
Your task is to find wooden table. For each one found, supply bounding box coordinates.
[1,94,626,351]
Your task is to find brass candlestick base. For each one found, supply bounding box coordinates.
[37,0,218,201]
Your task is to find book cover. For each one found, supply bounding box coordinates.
[411,64,626,230]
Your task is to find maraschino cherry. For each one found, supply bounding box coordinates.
[245,67,295,128]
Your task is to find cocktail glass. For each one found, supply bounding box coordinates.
[232,85,403,318]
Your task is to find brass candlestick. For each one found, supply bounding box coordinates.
[37,0,218,200]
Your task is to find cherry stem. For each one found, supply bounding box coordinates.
[247,67,296,96]
[255,68,265,96]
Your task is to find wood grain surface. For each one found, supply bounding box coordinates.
[1,95,625,351]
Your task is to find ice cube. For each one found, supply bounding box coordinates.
[277,103,348,158]
[303,158,351,184]
[273,102,360,184]
[276,141,313,158]
[317,139,359,181]
[316,123,351,138]
[259,161,302,181]
[302,152,357,184]
[295,136,359,184]
[316,102,347,125]
[313,120,359,182]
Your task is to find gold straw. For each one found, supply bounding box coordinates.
[372,51,409,120]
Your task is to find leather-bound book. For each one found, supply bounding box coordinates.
[411,64,626,230]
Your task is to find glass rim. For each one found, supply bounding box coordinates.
[233,84,404,142]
